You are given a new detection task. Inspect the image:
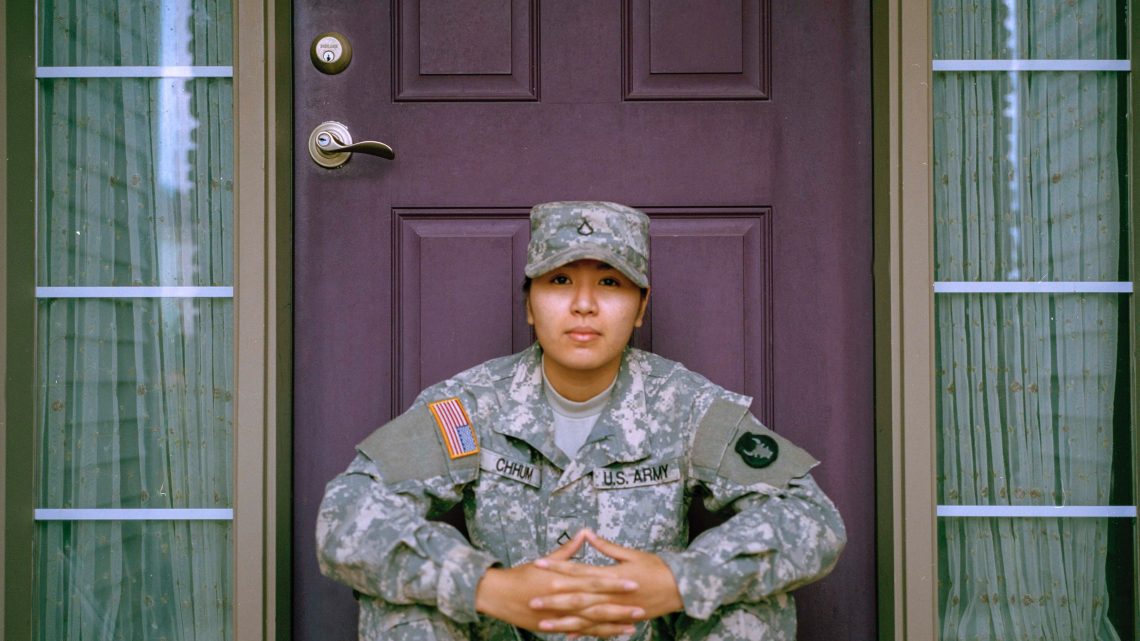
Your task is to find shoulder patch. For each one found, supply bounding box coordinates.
[428,397,480,459]
[357,399,479,484]
[691,399,818,488]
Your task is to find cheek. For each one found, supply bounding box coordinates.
[605,298,645,328]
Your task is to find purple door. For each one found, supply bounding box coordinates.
[293,2,873,639]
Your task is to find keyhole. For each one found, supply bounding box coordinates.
[323,51,335,62]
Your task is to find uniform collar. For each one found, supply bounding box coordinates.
[492,345,656,485]
[574,349,655,464]
[492,344,568,468]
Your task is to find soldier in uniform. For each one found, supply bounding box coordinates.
[317,202,846,640]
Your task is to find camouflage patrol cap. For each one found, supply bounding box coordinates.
[525,201,651,288]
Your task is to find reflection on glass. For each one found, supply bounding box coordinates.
[36,521,232,641]
[935,294,1122,508]
[38,78,234,287]
[933,71,1122,282]
[938,518,1132,640]
[39,0,233,66]
[932,0,1123,60]
[933,1,1131,639]
[38,298,233,509]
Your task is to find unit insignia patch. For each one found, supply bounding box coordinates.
[735,432,779,469]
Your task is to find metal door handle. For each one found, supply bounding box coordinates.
[308,121,395,168]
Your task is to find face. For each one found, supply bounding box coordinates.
[526,259,649,395]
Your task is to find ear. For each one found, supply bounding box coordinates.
[525,295,535,326]
[633,288,650,328]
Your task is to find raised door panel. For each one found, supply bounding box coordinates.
[396,211,532,408]
[625,0,770,100]
[395,209,772,422]
[395,0,540,101]
[639,209,772,421]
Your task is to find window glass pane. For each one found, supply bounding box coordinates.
[38,298,233,509]
[38,78,233,287]
[35,520,232,641]
[938,517,1134,638]
[39,0,233,66]
[933,71,1123,282]
[935,294,1130,509]
[933,0,1133,638]
[932,0,1124,60]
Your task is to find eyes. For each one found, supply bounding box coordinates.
[547,273,626,288]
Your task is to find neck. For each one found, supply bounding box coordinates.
[541,356,622,402]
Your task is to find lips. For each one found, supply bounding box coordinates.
[566,326,601,342]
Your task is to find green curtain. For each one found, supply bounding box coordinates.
[933,1,1123,639]
[36,1,233,639]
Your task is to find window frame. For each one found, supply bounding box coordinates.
[874,1,1140,639]
[0,0,293,638]
[2,0,1131,639]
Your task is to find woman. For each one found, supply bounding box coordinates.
[317,202,845,640]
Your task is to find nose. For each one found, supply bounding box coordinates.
[571,282,598,315]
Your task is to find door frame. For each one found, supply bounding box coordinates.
[230,0,294,638]
[8,0,1112,640]
[872,1,936,638]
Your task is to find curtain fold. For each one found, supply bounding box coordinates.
[933,1,1123,639]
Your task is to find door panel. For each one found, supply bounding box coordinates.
[626,0,769,99]
[394,0,539,100]
[396,211,533,409]
[294,2,873,640]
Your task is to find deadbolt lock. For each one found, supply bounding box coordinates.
[310,32,352,74]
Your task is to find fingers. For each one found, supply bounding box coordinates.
[544,529,588,561]
[537,614,639,637]
[533,561,638,592]
[582,530,635,562]
[530,592,644,614]
[536,557,603,576]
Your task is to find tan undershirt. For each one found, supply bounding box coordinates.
[542,361,615,459]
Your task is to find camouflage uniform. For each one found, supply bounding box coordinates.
[316,345,845,640]
[316,201,845,640]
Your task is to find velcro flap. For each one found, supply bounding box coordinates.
[691,399,818,489]
[357,403,479,484]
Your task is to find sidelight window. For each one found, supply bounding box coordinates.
[33,1,234,639]
[932,0,1136,639]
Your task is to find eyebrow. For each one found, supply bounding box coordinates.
[595,262,616,271]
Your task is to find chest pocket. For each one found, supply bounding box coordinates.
[593,459,686,552]
[471,449,542,565]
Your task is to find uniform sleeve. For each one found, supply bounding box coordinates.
[658,400,846,620]
[315,399,499,624]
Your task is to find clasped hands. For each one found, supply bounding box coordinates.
[474,529,684,638]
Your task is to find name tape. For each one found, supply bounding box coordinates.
[480,449,540,488]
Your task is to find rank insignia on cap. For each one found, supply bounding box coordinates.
[735,432,779,469]
[428,397,480,459]
[577,219,595,235]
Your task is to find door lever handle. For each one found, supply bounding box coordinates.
[308,121,395,168]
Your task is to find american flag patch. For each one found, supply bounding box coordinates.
[428,397,479,459]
